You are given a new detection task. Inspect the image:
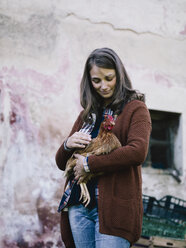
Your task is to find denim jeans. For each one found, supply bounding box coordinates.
[68,204,130,248]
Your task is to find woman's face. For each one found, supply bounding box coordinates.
[90,65,116,104]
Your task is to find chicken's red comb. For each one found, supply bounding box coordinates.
[103,115,115,131]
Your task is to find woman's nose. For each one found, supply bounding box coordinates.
[101,81,108,90]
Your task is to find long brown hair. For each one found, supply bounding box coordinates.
[80,48,145,121]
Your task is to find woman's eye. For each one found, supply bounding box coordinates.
[106,77,113,81]
[106,77,112,81]
[92,78,100,83]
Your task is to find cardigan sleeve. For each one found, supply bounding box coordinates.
[88,102,152,173]
[55,111,83,171]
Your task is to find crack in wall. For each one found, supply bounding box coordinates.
[0,10,185,41]
[64,12,186,41]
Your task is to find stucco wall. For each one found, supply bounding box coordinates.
[0,0,186,247]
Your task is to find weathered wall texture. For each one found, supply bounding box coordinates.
[0,0,186,247]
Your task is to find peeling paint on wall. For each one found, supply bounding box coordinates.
[0,63,78,247]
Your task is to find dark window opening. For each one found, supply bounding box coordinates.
[143,110,180,170]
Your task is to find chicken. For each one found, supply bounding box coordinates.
[65,114,121,206]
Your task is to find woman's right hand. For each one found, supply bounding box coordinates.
[66,131,92,149]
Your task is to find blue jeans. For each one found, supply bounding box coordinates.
[68,204,130,248]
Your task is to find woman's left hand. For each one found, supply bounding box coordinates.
[73,154,86,183]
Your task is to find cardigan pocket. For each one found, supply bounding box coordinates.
[111,198,136,232]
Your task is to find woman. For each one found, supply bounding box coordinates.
[55,48,151,248]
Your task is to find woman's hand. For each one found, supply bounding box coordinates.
[73,154,86,183]
[66,132,91,149]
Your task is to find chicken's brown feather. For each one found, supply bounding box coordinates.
[64,116,121,206]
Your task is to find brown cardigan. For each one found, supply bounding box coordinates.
[56,100,152,247]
